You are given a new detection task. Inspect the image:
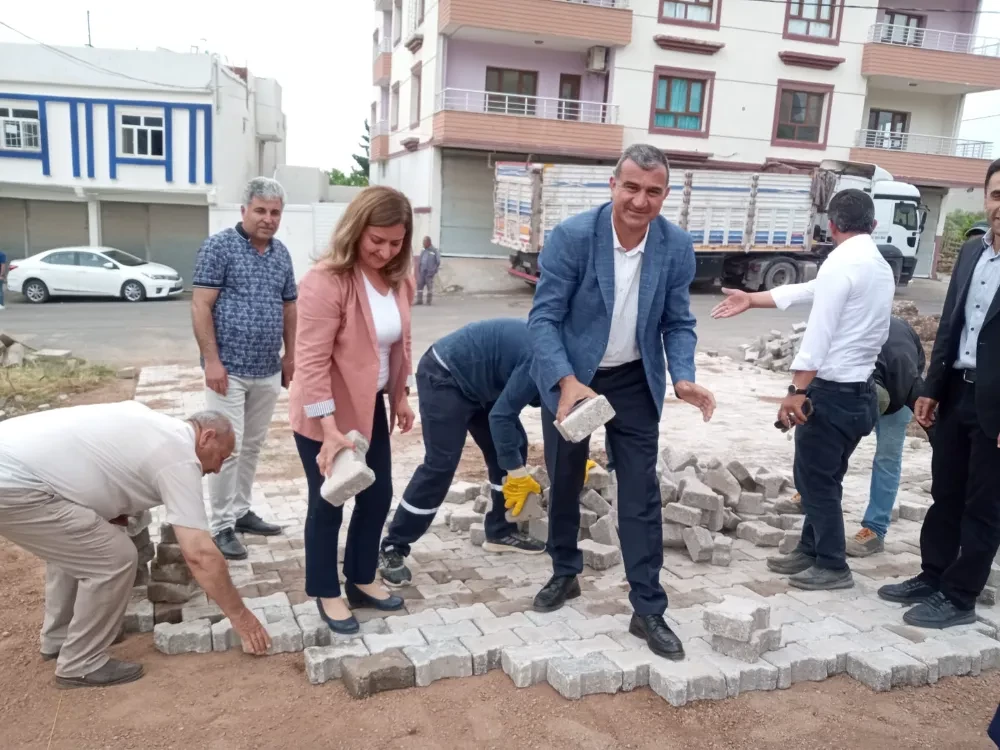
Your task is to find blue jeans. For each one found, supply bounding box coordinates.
[794,379,878,571]
[862,406,911,539]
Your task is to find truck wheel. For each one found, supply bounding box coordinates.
[762,259,798,291]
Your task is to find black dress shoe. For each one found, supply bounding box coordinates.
[344,581,405,611]
[315,598,359,634]
[902,592,977,629]
[235,510,282,536]
[878,576,937,604]
[213,528,248,560]
[629,614,685,661]
[532,575,581,613]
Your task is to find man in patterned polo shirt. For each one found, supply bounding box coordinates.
[192,177,298,560]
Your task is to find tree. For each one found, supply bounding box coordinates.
[353,120,370,178]
[328,121,371,187]
[943,209,986,247]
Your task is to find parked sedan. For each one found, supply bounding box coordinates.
[6,247,184,303]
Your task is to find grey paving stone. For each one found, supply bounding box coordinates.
[944,632,1000,675]
[403,640,473,687]
[736,492,765,516]
[704,652,779,697]
[251,618,303,655]
[605,650,656,692]
[341,648,415,698]
[722,510,742,532]
[711,627,781,662]
[711,535,733,567]
[682,526,714,563]
[469,523,486,547]
[547,654,623,699]
[523,607,585,625]
[505,492,545,523]
[528,518,549,543]
[778,530,799,554]
[663,503,702,527]
[150,561,194,585]
[678,478,724,512]
[158,523,178,544]
[659,479,679,505]
[978,587,997,606]
[763,643,828,687]
[212,618,241,651]
[475,612,533,635]
[568,615,623,639]
[502,642,569,688]
[798,636,866,675]
[560,635,623,658]
[296,614,333,648]
[702,509,725,533]
[385,609,444,632]
[304,641,370,684]
[846,647,929,691]
[899,501,929,522]
[702,467,742,506]
[649,658,727,706]
[589,515,621,547]
[662,523,686,549]
[898,639,972,683]
[585,464,611,491]
[781,617,859,645]
[147,581,198,604]
[364,628,427,654]
[727,460,757,491]
[461,630,524,675]
[319,443,374,507]
[445,481,480,504]
[420,619,482,643]
[439,603,495,624]
[663,447,698,473]
[579,539,622,570]
[123,598,154,633]
[579,508,599,530]
[513,622,580,645]
[155,543,185,565]
[703,597,770,642]
[579,489,612,518]
[754,470,784,499]
[472,496,489,515]
[736,521,784,547]
[181,603,225,624]
[448,506,484,532]
[154,619,212,655]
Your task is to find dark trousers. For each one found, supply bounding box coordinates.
[543,359,664,615]
[794,378,878,571]
[296,393,393,598]
[382,351,519,557]
[920,373,1000,610]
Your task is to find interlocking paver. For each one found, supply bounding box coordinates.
[547,654,623,699]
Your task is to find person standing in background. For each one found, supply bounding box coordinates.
[415,236,440,305]
[191,177,296,560]
[0,248,7,310]
[290,186,415,634]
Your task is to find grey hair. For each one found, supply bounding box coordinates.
[614,144,670,181]
[187,410,234,440]
[242,177,285,207]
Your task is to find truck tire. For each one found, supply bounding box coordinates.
[762,259,798,291]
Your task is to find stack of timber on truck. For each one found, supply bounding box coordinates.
[494,160,923,291]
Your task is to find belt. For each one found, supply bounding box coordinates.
[811,377,873,395]
[959,369,976,384]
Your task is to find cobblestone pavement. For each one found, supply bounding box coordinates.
[135,357,1000,703]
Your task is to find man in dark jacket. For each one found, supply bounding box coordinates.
[878,158,1000,628]
[377,318,545,587]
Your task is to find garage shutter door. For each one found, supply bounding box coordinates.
[0,198,26,258]
[27,201,88,255]
[101,203,149,259]
[149,205,208,288]
[440,152,504,258]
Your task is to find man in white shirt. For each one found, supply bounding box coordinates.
[0,402,271,689]
[710,189,895,590]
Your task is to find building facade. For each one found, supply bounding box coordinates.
[0,42,286,284]
[370,0,999,278]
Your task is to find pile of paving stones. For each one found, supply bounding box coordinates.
[740,322,807,373]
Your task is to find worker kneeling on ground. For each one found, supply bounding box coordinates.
[0,402,271,689]
[378,318,565,587]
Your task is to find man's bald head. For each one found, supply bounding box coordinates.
[187,411,235,475]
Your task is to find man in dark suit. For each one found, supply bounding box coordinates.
[879,158,1000,628]
[526,144,716,660]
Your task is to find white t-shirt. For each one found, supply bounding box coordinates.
[0,401,209,530]
[363,274,402,390]
[599,219,647,369]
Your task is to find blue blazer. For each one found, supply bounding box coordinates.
[527,202,698,416]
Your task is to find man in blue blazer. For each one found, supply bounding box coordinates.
[527,143,716,660]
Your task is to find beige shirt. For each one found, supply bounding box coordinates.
[0,401,208,530]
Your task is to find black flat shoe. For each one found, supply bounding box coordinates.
[344,581,405,611]
[235,510,282,537]
[315,598,359,634]
[532,575,581,613]
[902,592,977,629]
[878,576,937,605]
[213,528,248,560]
[629,614,685,661]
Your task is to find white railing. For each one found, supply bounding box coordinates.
[436,88,619,124]
[868,23,1000,57]
[373,36,391,59]
[558,0,630,8]
[372,120,390,137]
[855,129,993,159]
[407,0,425,36]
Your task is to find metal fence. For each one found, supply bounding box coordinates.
[437,88,619,125]
[868,23,1000,57]
[854,129,993,159]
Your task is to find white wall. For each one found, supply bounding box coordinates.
[863,89,963,139]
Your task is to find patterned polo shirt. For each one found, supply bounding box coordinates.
[192,224,297,378]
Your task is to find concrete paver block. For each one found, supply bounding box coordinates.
[736,492,765,515]
[181,603,224,624]
[506,492,545,523]
[320,432,375,507]
[945,632,1000,675]
[469,523,486,547]
[899,501,929,522]
[589,514,620,547]
[461,630,524,675]
[736,521,784,547]
[704,652,779,697]
[846,647,929,691]
[711,627,781,662]
[763,643,828,687]
[679,478,724,512]
[703,597,770,642]
[475,613,533,635]
[445,481,481,504]
[702,509,725,533]
[682,526,714,563]
[579,489,612,518]
[555,396,616,443]
[663,447,698,473]
[304,641,370,684]
[578,539,622,570]
[605,650,655,692]
[341,648,415,698]
[252,618,303,655]
[472,495,489,514]
[147,581,198,604]
[439,603,495,624]
[898,639,972,683]
[547,654,623,699]
[297,614,333,648]
[702,467,742,506]
[779,530,799,554]
[662,523,686,548]
[364,628,427,654]
[403,640,474,686]
[501,642,569,688]
[659,479,679,505]
[158,523,178,544]
[568,615,623,639]
[154,619,212,655]
[711,535,733,567]
[585,464,611,491]
[420,619,482,643]
[754,470,784,499]
[649,658,727,706]
[559,634,623,658]
[123,598,153,633]
[211,618,241,651]
[448,506,484,532]
[150,561,194,585]
[663,503,702,527]
[727,460,757,491]
[513,622,580,645]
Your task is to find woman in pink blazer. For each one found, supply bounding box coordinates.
[289,186,415,634]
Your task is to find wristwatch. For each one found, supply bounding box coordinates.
[787,385,807,396]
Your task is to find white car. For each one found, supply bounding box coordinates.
[6,247,184,304]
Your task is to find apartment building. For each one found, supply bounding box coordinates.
[370,0,1000,278]
[0,42,287,282]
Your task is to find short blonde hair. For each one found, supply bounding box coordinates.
[320,186,413,286]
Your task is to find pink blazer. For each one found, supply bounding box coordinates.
[289,264,414,443]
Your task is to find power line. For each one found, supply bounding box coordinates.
[963,112,1000,122]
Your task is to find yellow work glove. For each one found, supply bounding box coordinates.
[584,459,597,485]
[503,472,542,517]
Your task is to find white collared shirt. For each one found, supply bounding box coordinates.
[955,230,1000,370]
[770,233,894,383]
[599,220,647,368]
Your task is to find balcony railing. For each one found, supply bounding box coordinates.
[372,36,392,60]
[868,23,1000,57]
[558,0,630,7]
[436,88,619,125]
[855,129,993,159]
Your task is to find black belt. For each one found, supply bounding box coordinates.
[811,377,874,395]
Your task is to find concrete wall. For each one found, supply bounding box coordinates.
[862,89,963,138]
[876,0,978,36]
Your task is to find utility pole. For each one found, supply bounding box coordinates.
[86,11,92,47]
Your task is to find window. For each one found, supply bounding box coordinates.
[893,202,919,231]
[772,81,832,149]
[0,105,41,151]
[79,252,111,268]
[660,0,717,27]
[881,12,923,46]
[393,0,402,44]
[485,67,538,116]
[417,0,425,23]
[103,249,146,266]
[42,251,77,266]
[410,65,422,127]
[120,113,164,158]
[785,0,841,42]
[649,68,713,137]
[390,83,400,131]
[866,109,908,150]
[558,74,582,121]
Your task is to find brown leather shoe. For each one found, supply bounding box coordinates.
[55,658,144,689]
